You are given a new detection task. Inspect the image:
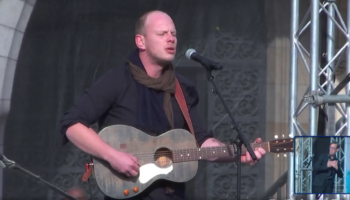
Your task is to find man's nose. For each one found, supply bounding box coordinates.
[167,35,175,43]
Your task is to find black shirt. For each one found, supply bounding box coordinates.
[327,155,338,179]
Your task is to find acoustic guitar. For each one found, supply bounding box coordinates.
[91,125,293,199]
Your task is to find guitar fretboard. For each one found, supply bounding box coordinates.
[172,143,268,163]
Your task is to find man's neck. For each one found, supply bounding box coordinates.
[139,52,163,78]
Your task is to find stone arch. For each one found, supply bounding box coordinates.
[0,0,36,197]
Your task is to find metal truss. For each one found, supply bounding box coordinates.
[295,137,314,193]
[289,0,350,200]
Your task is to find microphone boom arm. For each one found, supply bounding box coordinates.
[0,153,79,200]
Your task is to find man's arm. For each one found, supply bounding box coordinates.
[333,160,344,178]
[201,137,265,164]
[61,67,139,177]
[66,123,140,177]
[66,123,117,161]
[313,155,329,171]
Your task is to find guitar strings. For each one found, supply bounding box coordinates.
[118,142,293,162]
[128,141,293,157]
[128,142,293,158]
[131,143,270,156]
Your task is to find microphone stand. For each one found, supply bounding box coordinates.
[0,153,78,200]
[203,67,257,200]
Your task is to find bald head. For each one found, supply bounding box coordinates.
[134,10,177,68]
[135,10,173,36]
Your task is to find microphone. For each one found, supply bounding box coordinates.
[185,49,223,71]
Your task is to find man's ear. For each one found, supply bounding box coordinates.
[135,34,145,50]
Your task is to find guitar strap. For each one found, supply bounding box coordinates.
[174,78,199,147]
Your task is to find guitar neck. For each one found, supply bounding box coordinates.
[172,142,271,163]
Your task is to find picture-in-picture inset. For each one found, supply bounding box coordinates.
[294,136,350,194]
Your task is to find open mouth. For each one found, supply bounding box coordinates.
[165,47,175,54]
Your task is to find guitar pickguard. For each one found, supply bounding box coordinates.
[139,163,173,184]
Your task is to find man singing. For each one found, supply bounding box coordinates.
[61,10,266,200]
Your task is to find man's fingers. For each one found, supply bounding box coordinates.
[245,153,252,163]
[254,151,262,160]
[125,169,139,177]
[241,156,246,163]
[255,147,266,156]
[255,138,262,143]
[132,164,140,173]
[129,170,139,177]
[130,155,139,164]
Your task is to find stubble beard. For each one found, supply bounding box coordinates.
[148,52,174,67]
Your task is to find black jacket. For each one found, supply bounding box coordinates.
[313,154,343,187]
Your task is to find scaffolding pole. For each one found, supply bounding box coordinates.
[326,0,336,137]
[346,0,350,137]
[308,2,319,199]
[288,0,299,198]
[344,0,350,199]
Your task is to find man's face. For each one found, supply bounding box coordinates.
[329,144,339,156]
[142,12,177,66]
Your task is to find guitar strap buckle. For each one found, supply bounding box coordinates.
[82,162,94,182]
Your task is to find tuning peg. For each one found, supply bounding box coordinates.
[277,154,280,158]
[282,134,285,138]
[274,135,278,139]
[284,154,287,157]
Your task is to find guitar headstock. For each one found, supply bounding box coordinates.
[269,138,294,153]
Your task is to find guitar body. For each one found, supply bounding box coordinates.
[92,125,198,199]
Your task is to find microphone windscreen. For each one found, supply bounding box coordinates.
[185,49,196,60]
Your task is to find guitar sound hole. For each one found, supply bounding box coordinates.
[154,147,173,168]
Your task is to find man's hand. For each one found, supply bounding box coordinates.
[331,160,338,170]
[241,138,266,165]
[66,123,140,177]
[106,150,139,177]
[327,160,332,168]
[201,137,266,163]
